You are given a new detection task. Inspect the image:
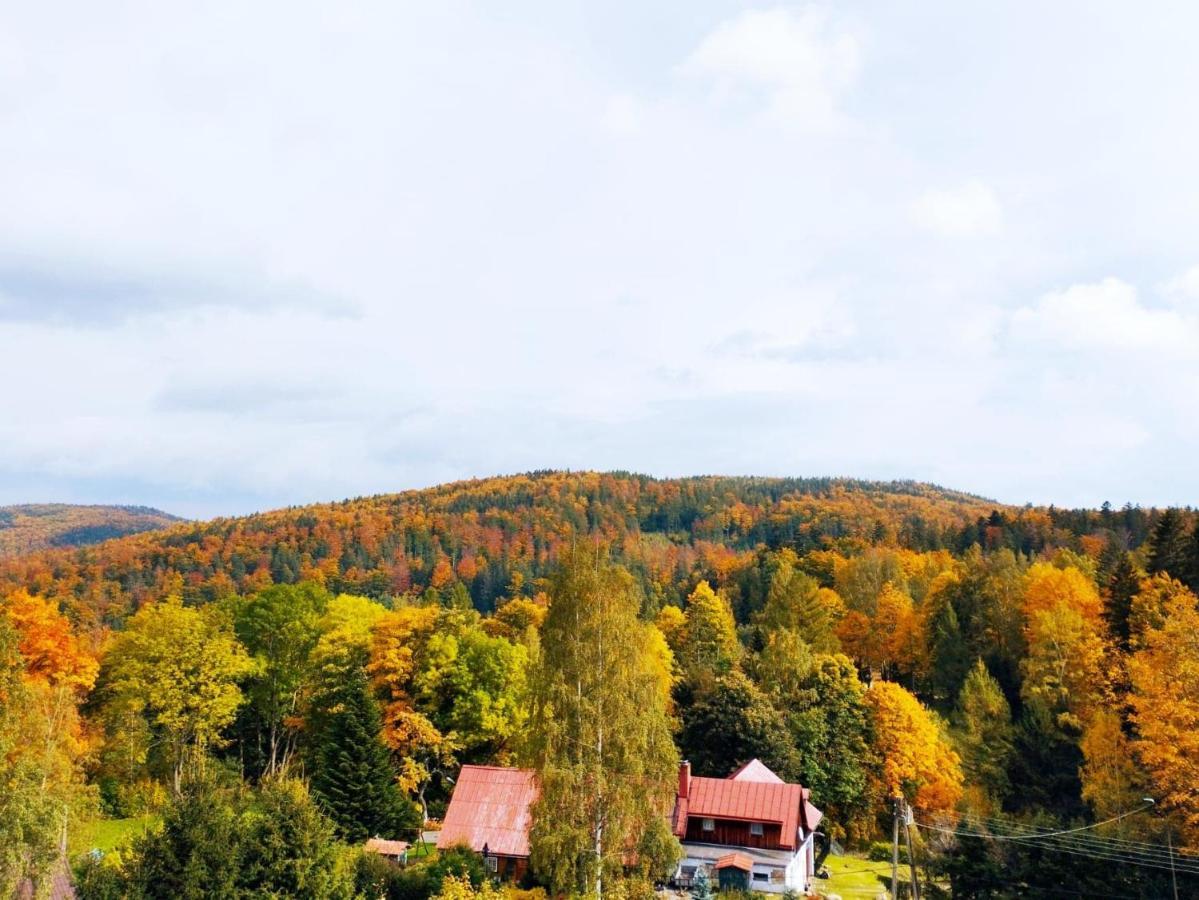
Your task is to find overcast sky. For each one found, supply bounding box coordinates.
[2,1,1198,518]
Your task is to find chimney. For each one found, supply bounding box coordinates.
[679,760,691,799]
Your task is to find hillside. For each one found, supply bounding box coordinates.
[0,471,1145,629]
[0,503,181,559]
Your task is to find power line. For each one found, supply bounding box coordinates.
[919,801,1155,840]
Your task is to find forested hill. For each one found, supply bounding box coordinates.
[0,503,181,559]
[0,471,1164,628]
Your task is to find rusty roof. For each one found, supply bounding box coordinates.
[437,765,538,858]
[365,838,410,856]
[714,852,754,871]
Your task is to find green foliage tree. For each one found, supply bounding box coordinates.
[757,556,839,652]
[1147,508,1190,580]
[99,597,253,793]
[1103,553,1140,651]
[690,867,712,900]
[525,546,679,898]
[232,583,329,777]
[309,666,420,843]
[783,654,873,840]
[953,660,1014,806]
[677,670,798,781]
[925,593,971,707]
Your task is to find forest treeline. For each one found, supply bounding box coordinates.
[1,472,1198,898]
[0,503,180,559]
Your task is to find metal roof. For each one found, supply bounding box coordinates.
[365,838,410,856]
[714,852,754,871]
[437,765,538,858]
[728,758,785,783]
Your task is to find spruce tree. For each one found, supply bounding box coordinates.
[310,666,417,843]
[1104,553,1140,651]
[1146,509,1190,579]
[1185,521,1199,594]
[927,596,971,707]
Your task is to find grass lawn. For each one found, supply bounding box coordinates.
[75,815,157,856]
[813,854,894,899]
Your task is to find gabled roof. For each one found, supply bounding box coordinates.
[714,852,754,872]
[673,760,822,850]
[437,765,538,858]
[728,758,785,784]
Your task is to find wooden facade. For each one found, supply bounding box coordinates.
[683,817,784,850]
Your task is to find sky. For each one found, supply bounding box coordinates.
[2,1,1199,518]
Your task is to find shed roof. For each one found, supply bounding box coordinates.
[365,838,410,856]
[437,765,538,858]
[714,852,754,872]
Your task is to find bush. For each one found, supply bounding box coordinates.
[868,841,909,864]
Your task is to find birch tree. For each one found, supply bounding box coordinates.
[526,546,678,897]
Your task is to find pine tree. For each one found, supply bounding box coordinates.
[1185,521,1199,594]
[310,667,418,843]
[690,867,713,900]
[1147,509,1190,580]
[927,596,970,707]
[1104,553,1140,651]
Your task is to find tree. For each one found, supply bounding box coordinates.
[865,681,963,816]
[1103,553,1140,650]
[677,581,740,680]
[924,589,971,706]
[99,597,253,793]
[953,660,1013,809]
[1022,563,1102,626]
[1079,710,1146,824]
[677,670,799,782]
[1128,587,1199,843]
[0,617,68,897]
[309,666,419,843]
[241,777,356,899]
[525,547,679,898]
[690,867,713,900]
[783,653,873,841]
[1146,508,1190,580]
[232,583,328,776]
[757,558,840,652]
[1020,602,1107,732]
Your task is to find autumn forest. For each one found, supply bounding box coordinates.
[2,471,1198,898]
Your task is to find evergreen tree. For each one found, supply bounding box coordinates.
[310,667,418,843]
[690,867,713,900]
[525,546,679,898]
[1103,553,1140,651]
[953,660,1014,805]
[926,595,971,707]
[1147,508,1190,579]
[1185,521,1199,594]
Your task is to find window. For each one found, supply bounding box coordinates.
[702,817,715,832]
[749,822,764,836]
[485,857,498,873]
[752,871,769,883]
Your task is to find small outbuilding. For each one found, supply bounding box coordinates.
[365,837,410,866]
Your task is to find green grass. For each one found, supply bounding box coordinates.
[814,854,894,899]
[75,816,157,855]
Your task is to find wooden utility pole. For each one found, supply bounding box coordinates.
[903,800,921,900]
[892,797,901,900]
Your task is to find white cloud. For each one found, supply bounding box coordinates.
[1011,277,1199,356]
[911,181,1002,237]
[680,7,860,131]
[1163,264,1199,308]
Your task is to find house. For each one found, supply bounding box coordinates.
[364,837,410,866]
[671,759,823,894]
[437,765,538,880]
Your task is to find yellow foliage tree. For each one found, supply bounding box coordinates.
[865,680,963,815]
[1022,563,1102,625]
[1021,602,1108,731]
[1128,589,1199,843]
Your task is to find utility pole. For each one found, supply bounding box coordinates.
[892,797,901,900]
[903,800,921,900]
[1168,828,1180,900]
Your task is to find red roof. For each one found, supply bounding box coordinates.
[437,765,538,858]
[714,852,754,872]
[673,760,822,850]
